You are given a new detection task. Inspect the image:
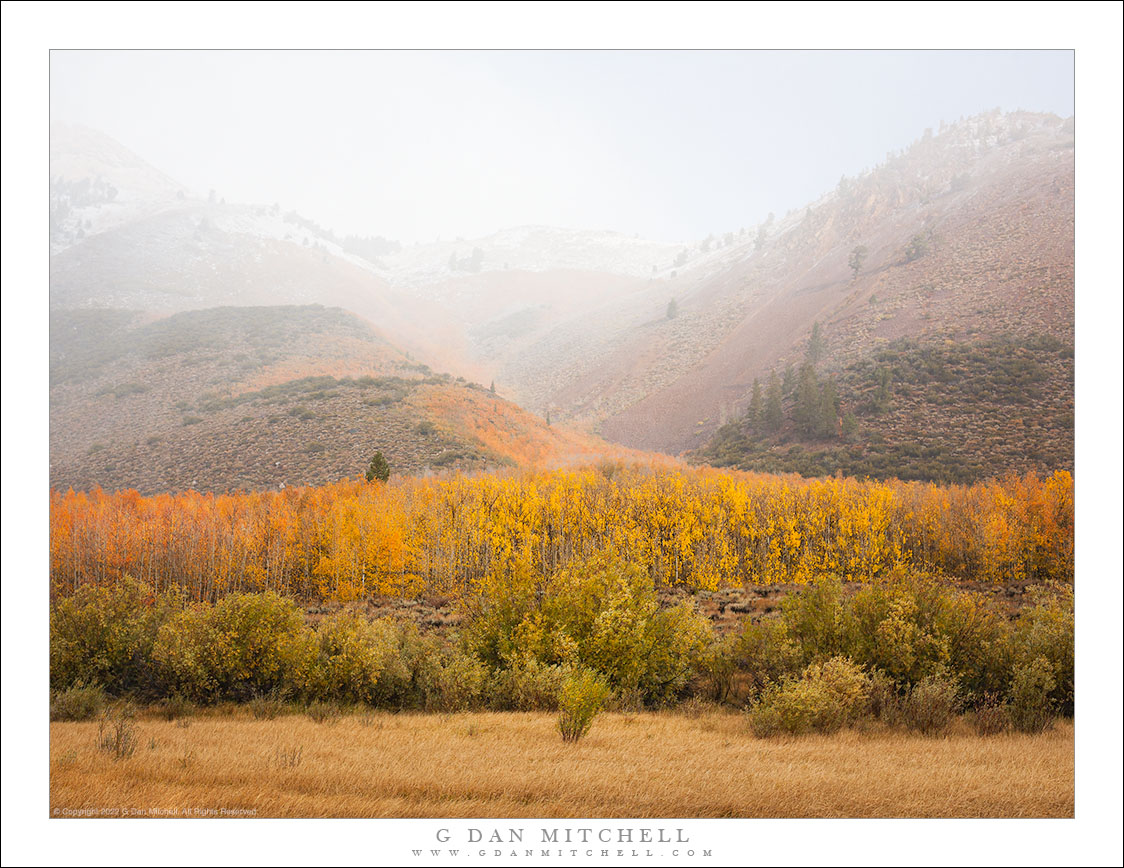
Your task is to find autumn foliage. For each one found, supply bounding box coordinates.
[50,465,1073,602]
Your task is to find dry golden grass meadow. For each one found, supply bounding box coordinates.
[49,709,1074,818]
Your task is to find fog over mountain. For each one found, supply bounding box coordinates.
[49,99,1073,492]
[49,50,1075,243]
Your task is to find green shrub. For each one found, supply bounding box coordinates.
[1010,584,1073,715]
[734,618,803,692]
[311,613,403,703]
[50,682,108,721]
[545,593,711,706]
[748,656,870,737]
[771,571,1011,700]
[50,578,183,696]
[866,669,902,725]
[486,657,569,711]
[848,577,948,683]
[847,571,1008,694]
[695,635,738,702]
[558,668,611,742]
[1007,657,1056,734]
[465,554,711,707]
[780,577,851,663]
[421,644,487,711]
[461,561,543,670]
[153,592,315,702]
[369,622,431,708]
[545,556,711,705]
[605,686,645,713]
[814,656,871,720]
[746,701,788,738]
[901,671,960,736]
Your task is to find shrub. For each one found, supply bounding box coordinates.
[97,704,138,760]
[605,686,645,713]
[748,656,870,737]
[746,702,788,738]
[158,694,195,722]
[462,561,556,670]
[247,689,288,720]
[675,695,712,718]
[735,618,803,692]
[50,578,183,696]
[306,700,342,725]
[486,657,569,711]
[749,678,843,737]
[638,602,713,705]
[903,233,929,262]
[866,669,902,725]
[368,622,431,708]
[465,554,711,707]
[153,592,315,702]
[273,746,303,769]
[695,635,738,702]
[814,656,871,719]
[50,682,108,721]
[847,577,947,683]
[558,668,611,743]
[780,577,851,663]
[837,571,1010,697]
[421,644,487,712]
[311,614,403,704]
[1007,657,1056,734]
[901,671,960,736]
[545,555,712,705]
[1010,584,1073,715]
[972,692,1009,736]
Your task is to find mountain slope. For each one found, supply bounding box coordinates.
[47,113,1075,489]
[50,123,185,253]
[49,305,642,494]
[695,333,1073,482]
[592,111,1074,473]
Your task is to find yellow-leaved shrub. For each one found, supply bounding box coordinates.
[153,592,315,702]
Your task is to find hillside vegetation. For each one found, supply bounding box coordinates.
[50,305,628,493]
[696,332,1073,481]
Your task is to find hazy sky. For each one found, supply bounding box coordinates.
[51,49,1074,243]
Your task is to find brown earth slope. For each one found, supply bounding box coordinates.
[49,306,640,494]
[598,112,1074,458]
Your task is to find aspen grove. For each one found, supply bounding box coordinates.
[50,465,1073,603]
